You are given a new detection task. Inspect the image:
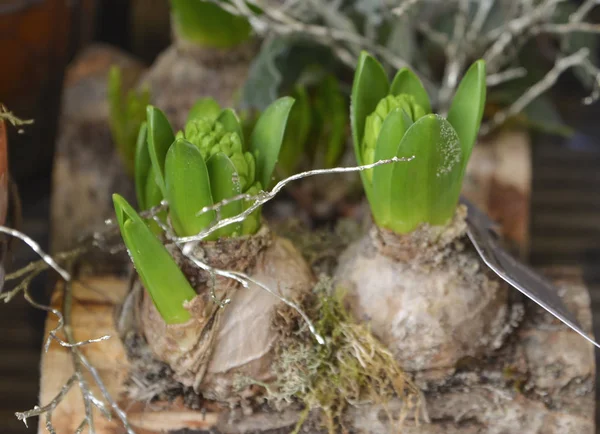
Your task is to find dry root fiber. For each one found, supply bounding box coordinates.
[239,277,423,434]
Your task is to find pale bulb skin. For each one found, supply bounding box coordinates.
[335,206,510,373]
[134,226,315,400]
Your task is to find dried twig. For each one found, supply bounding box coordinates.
[176,157,413,243]
[206,0,432,85]
[534,22,600,35]
[486,67,528,87]
[569,0,599,23]
[482,48,590,134]
[213,0,600,131]
[438,0,469,110]
[0,104,34,129]
[0,226,135,434]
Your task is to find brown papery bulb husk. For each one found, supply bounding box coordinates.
[334,205,510,373]
[136,225,315,401]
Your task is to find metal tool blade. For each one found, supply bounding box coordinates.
[460,196,600,349]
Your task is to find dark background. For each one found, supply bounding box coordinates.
[1,1,600,433]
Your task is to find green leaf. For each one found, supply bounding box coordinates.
[171,0,251,49]
[250,96,295,189]
[147,106,175,196]
[350,51,390,165]
[313,75,347,168]
[390,68,431,113]
[278,87,311,176]
[388,115,464,234]
[187,97,222,124]
[241,182,262,235]
[114,192,146,229]
[134,122,150,209]
[447,60,486,172]
[217,108,245,147]
[144,166,166,235]
[371,108,411,227]
[144,166,164,210]
[206,152,243,238]
[165,139,215,237]
[113,194,196,324]
[108,66,150,177]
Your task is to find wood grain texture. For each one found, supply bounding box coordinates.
[37,267,595,433]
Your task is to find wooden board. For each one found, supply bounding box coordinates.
[37,267,595,433]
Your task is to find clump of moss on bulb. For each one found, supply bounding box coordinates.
[335,52,509,373]
[115,97,316,400]
[236,277,422,434]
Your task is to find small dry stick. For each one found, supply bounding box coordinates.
[482,48,590,134]
[0,104,34,128]
[0,226,136,434]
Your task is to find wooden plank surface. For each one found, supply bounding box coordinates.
[36,268,595,433]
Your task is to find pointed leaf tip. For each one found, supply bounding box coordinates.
[447,60,486,170]
[147,106,175,197]
[351,52,390,166]
[250,96,295,189]
[390,68,431,114]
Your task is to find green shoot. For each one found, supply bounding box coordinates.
[113,194,196,324]
[108,66,151,176]
[351,52,486,234]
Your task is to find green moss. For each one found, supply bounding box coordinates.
[238,277,422,433]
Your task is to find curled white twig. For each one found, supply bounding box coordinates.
[0,226,135,434]
[178,157,413,244]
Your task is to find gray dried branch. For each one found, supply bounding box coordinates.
[481,48,590,134]
[220,0,599,133]
[0,226,136,434]
[535,22,600,35]
[207,0,432,85]
[570,0,599,23]
[438,0,470,110]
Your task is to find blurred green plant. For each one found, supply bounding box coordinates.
[108,66,151,176]
[170,0,252,48]
[352,51,486,234]
[278,75,348,176]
